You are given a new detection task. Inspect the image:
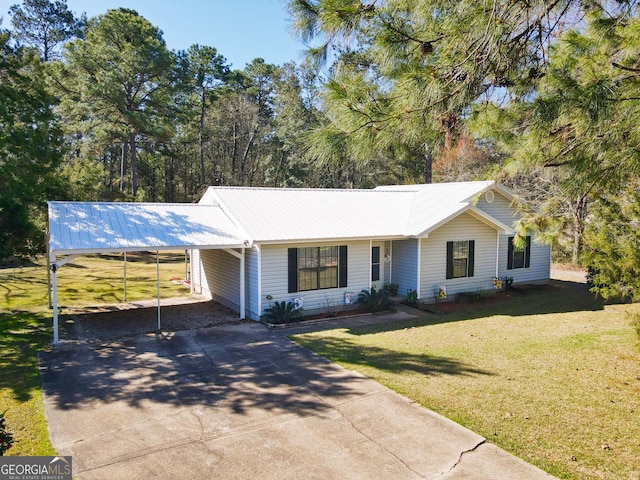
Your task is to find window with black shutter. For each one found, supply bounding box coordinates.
[507,236,531,270]
[288,245,347,292]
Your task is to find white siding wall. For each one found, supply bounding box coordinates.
[419,212,497,301]
[476,192,551,284]
[199,249,241,311]
[391,239,418,298]
[259,240,370,317]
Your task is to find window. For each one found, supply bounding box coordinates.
[446,240,475,279]
[371,246,380,282]
[508,236,531,270]
[288,246,347,293]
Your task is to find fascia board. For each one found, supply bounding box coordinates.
[50,243,250,257]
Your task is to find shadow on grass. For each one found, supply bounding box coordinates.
[0,311,51,402]
[295,334,494,379]
[344,280,604,336]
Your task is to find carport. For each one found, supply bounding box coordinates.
[47,201,250,345]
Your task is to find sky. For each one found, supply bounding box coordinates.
[0,0,308,69]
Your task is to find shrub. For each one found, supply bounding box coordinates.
[383,283,399,296]
[263,301,300,324]
[0,410,15,456]
[356,287,390,312]
[406,289,418,305]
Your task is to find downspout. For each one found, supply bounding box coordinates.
[495,232,500,278]
[256,245,262,320]
[389,241,393,285]
[416,239,422,299]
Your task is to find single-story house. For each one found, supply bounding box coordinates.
[47,180,550,341]
[191,180,550,319]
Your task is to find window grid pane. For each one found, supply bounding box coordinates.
[452,241,469,278]
[513,249,525,269]
[298,246,339,291]
[299,268,318,291]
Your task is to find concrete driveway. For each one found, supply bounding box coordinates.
[39,315,555,479]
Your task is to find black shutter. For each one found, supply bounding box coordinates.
[524,236,531,268]
[507,237,514,270]
[288,248,298,293]
[467,240,475,277]
[339,245,348,287]
[446,241,454,279]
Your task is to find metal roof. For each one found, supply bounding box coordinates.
[200,181,507,243]
[48,181,512,255]
[48,202,247,256]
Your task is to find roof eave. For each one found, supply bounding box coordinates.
[50,243,251,258]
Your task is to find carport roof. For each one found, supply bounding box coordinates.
[48,201,248,256]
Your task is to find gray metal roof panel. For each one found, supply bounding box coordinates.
[48,202,247,255]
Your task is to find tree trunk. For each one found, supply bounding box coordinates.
[424,143,433,184]
[240,123,259,186]
[130,133,138,197]
[571,196,588,264]
[231,120,238,180]
[199,88,206,187]
[120,141,128,192]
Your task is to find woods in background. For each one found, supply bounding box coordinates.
[3,0,640,300]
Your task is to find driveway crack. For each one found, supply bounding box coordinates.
[334,400,428,479]
[434,439,486,479]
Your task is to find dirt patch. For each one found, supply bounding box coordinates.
[551,263,587,283]
[59,296,240,343]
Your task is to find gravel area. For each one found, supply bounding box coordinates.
[59,295,241,343]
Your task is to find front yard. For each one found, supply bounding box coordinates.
[292,281,640,480]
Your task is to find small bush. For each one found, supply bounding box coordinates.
[0,411,15,456]
[356,287,390,312]
[263,301,300,324]
[383,283,399,296]
[406,289,418,305]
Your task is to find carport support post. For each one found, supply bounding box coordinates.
[51,262,59,345]
[123,252,127,303]
[156,251,161,331]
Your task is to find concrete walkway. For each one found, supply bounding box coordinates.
[39,311,556,479]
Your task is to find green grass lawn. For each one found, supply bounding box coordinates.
[0,252,191,456]
[292,282,640,480]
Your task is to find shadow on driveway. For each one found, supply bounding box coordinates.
[39,316,555,479]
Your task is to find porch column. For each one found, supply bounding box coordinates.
[416,239,422,299]
[240,248,245,320]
